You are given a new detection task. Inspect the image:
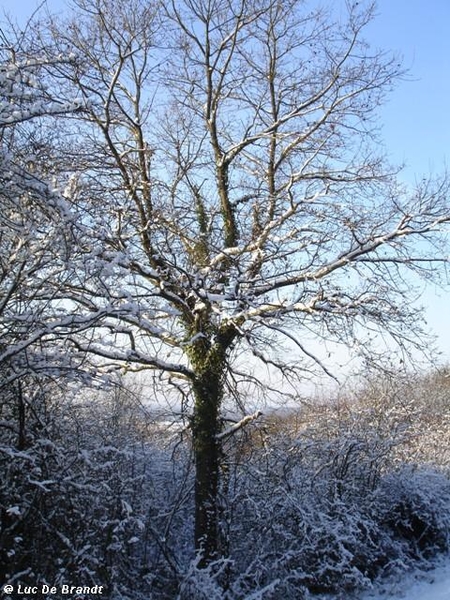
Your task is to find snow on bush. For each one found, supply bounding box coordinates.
[222,391,450,599]
[2,364,450,599]
[378,466,450,559]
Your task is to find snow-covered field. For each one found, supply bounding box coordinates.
[358,558,450,600]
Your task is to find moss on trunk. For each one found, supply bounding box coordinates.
[187,326,235,565]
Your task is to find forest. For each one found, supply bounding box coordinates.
[1,0,450,598]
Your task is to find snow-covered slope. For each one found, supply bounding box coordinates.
[360,558,450,600]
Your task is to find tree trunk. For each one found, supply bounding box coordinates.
[187,319,237,565]
[192,364,222,566]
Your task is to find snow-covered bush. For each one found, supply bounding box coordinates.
[2,367,450,599]
[378,466,450,559]
[218,386,450,599]
[0,380,194,598]
[176,556,231,600]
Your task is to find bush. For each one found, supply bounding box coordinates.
[379,466,450,558]
[222,390,450,599]
[2,370,450,599]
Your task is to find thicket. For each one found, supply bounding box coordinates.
[1,371,449,599]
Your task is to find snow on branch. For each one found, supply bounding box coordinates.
[216,411,263,441]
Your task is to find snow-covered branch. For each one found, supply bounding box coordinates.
[216,411,263,441]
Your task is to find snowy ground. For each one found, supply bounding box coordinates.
[357,556,450,600]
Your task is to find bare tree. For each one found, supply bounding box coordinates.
[0,30,89,422]
[32,0,450,563]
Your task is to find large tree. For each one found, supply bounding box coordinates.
[28,0,450,563]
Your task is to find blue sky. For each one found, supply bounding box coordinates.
[2,0,450,365]
[366,0,450,179]
[364,1,450,365]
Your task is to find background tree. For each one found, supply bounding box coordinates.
[0,27,87,394]
[29,0,450,564]
[0,27,90,495]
